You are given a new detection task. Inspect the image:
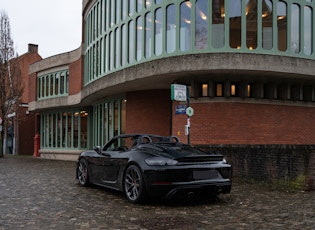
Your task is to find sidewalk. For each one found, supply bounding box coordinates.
[0,155,314,229]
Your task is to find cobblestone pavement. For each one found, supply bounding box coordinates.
[0,155,314,230]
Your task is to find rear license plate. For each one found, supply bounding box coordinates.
[193,170,218,180]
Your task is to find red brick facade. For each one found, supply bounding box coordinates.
[126,90,171,136]
[173,101,315,145]
[68,57,83,95]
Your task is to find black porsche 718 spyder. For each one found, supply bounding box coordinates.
[76,134,232,203]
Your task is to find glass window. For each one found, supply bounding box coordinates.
[110,0,115,27]
[277,1,287,51]
[80,111,88,148]
[145,12,152,58]
[291,4,300,53]
[45,75,49,97]
[67,112,73,148]
[246,0,257,49]
[129,20,135,63]
[155,0,162,4]
[103,103,108,144]
[129,0,135,17]
[167,4,176,53]
[105,0,110,30]
[57,113,62,148]
[109,31,113,70]
[229,0,241,48]
[62,113,67,147]
[155,8,163,55]
[43,110,87,149]
[137,0,143,12]
[41,77,44,97]
[195,0,208,49]
[136,16,143,61]
[111,31,115,69]
[108,102,113,139]
[201,84,208,97]
[100,0,104,33]
[262,0,273,50]
[180,1,191,52]
[96,41,100,76]
[115,28,120,68]
[74,113,79,148]
[50,75,54,96]
[216,83,223,97]
[55,73,59,95]
[212,0,225,48]
[146,0,152,8]
[247,84,252,97]
[96,2,100,36]
[122,24,127,66]
[116,0,121,23]
[114,101,119,136]
[100,38,103,74]
[231,84,237,96]
[122,0,127,20]
[121,99,126,134]
[104,35,108,73]
[304,6,312,55]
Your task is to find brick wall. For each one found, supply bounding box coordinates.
[126,90,171,136]
[18,108,36,155]
[198,145,315,190]
[172,102,315,145]
[19,49,42,103]
[68,57,83,95]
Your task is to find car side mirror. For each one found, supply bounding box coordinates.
[93,146,101,154]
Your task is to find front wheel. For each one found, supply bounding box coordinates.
[124,165,147,203]
[77,159,89,186]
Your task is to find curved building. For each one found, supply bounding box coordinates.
[28,0,315,186]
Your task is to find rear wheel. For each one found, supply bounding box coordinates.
[124,165,147,203]
[77,159,89,186]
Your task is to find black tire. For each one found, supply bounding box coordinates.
[124,165,147,204]
[77,159,90,187]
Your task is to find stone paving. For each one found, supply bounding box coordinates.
[0,155,314,230]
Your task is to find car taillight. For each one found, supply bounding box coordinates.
[219,167,232,179]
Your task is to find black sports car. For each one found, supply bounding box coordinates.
[76,134,232,203]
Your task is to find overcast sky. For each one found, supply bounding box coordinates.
[1,0,82,58]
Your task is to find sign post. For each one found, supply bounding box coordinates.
[171,84,193,145]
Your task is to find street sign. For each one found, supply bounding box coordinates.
[186,107,194,117]
[175,105,187,114]
[171,84,187,101]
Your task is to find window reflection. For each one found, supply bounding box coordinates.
[180,1,191,52]
[145,12,152,58]
[262,0,273,50]
[291,4,300,53]
[195,0,208,49]
[137,0,143,12]
[129,20,135,63]
[212,0,225,48]
[277,1,287,51]
[136,16,143,61]
[246,0,257,49]
[84,0,315,85]
[122,24,127,65]
[167,4,176,53]
[229,0,241,49]
[304,6,312,55]
[155,8,163,55]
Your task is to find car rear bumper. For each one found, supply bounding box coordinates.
[147,179,231,200]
